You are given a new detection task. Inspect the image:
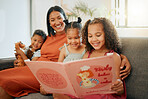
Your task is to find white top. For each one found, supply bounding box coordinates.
[24,46,41,59]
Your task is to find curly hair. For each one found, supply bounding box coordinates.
[82,17,122,54]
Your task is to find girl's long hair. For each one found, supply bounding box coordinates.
[82,17,122,54]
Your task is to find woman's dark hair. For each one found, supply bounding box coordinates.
[64,17,82,34]
[82,17,122,54]
[32,29,47,43]
[46,6,67,36]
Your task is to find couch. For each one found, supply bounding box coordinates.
[0,57,15,70]
[0,37,148,99]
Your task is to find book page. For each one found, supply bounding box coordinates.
[25,61,76,96]
[64,54,116,98]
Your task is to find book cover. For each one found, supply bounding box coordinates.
[25,54,117,98]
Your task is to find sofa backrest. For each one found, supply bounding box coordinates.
[0,57,15,70]
[120,37,148,99]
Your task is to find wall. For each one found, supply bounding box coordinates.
[1,0,147,58]
[31,0,55,34]
[32,0,148,38]
[0,0,30,58]
[31,0,111,34]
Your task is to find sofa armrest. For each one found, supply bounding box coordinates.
[0,57,15,70]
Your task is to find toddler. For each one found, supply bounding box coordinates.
[58,17,86,62]
[14,29,46,67]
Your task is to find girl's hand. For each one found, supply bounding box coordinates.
[111,79,124,95]
[40,85,48,95]
[120,54,131,80]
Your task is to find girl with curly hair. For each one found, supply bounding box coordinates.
[81,17,126,99]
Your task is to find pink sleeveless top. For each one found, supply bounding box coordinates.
[87,50,114,58]
[83,50,127,99]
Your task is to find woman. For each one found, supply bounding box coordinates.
[0,6,131,99]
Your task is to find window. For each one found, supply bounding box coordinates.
[111,0,148,28]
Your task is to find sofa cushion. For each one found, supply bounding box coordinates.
[120,37,148,99]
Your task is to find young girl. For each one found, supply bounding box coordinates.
[58,17,86,63]
[81,17,126,99]
[14,29,46,67]
[40,17,86,96]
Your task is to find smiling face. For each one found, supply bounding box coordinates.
[66,28,81,49]
[31,34,44,51]
[88,23,106,50]
[49,11,65,34]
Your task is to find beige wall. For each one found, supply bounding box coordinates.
[31,0,111,34]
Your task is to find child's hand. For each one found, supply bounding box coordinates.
[15,48,22,55]
[15,41,26,50]
[14,59,19,67]
[15,42,21,50]
[19,41,26,49]
[14,59,23,67]
[111,79,124,95]
[40,85,48,95]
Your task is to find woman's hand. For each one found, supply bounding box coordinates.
[120,54,131,80]
[53,93,72,99]
[40,85,48,95]
[111,79,124,95]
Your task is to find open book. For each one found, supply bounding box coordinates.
[25,54,117,98]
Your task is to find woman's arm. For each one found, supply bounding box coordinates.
[120,54,131,80]
[31,57,39,61]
